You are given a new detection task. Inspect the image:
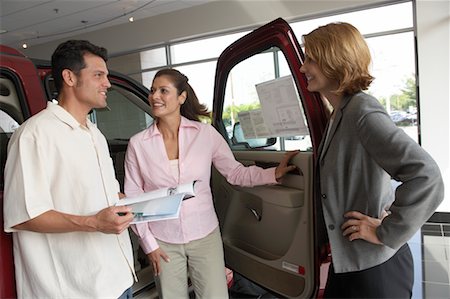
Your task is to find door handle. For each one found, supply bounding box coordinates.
[246,206,262,221]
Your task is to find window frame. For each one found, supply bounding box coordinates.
[114,0,416,152]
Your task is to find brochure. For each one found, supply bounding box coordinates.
[117,181,196,224]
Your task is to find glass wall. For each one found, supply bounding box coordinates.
[127,0,416,148]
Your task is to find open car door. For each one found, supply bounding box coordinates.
[211,18,329,298]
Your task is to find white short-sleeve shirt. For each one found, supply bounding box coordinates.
[4,103,135,298]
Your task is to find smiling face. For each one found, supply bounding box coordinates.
[149,75,186,119]
[300,54,339,96]
[71,53,111,110]
[301,23,374,97]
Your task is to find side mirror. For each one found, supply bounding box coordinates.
[231,122,276,149]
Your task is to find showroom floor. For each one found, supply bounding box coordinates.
[422,221,450,298]
[133,221,450,299]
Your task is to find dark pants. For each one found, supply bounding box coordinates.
[324,243,414,298]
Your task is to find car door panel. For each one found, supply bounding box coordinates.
[212,18,328,298]
[212,151,315,297]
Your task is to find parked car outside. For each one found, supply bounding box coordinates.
[389,110,417,126]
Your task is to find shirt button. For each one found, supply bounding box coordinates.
[321,194,327,199]
[328,224,335,230]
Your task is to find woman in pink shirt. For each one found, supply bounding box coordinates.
[124,68,297,299]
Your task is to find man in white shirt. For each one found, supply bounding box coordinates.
[3,40,136,299]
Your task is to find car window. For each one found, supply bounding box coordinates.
[0,77,24,127]
[0,110,19,190]
[43,74,153,141]
[0,110,19,134]
[221,47,312,152]
[0,76,24,190]
[212,20,321,297]
[91,86,153,140]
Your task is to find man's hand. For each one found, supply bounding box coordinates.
[92,206,134,234]
[13,206,133,234]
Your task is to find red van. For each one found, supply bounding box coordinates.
[1,18,328,298]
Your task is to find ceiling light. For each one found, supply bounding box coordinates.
[128,16,134,22]
[0,29,7,34]
[22,43,28,49]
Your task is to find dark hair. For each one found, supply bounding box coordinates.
[153,68,210,121]
[51,40,108,93]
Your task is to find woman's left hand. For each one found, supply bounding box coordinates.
[341,211,384,245]
[275,150,300,181]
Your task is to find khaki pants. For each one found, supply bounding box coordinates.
[157,227,229,299]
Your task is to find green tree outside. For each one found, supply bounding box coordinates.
[222,101,261,128]
[389,76,417,111]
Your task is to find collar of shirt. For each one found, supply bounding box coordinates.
[48,102,94,130]
[143,116,200,140]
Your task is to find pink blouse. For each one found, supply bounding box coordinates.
[124,117,277,253]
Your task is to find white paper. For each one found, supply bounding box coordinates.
[238,109,272,139]
[117,181,196,223]
[239,75,309,139]
[127,193,185,224]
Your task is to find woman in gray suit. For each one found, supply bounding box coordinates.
[300,22,444,298]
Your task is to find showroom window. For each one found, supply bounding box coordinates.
[133,0,415,149]
[140,47,167,70]
[289,0,417,146]
[170,32,247,65]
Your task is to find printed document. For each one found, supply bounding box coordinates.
[117,181,196,223]
[238,75,308,139]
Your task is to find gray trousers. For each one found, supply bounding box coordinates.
[156,227,229,299]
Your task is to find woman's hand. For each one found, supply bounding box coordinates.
[341,211,384,245]
[275,150,299,181]
[147,247,170,276]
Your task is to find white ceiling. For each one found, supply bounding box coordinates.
[0,0,216,48]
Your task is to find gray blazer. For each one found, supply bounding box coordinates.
[318,92,444,273]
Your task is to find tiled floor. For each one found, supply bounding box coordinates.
[422,222,450,299]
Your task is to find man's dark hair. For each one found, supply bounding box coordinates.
[51,40,108,93]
